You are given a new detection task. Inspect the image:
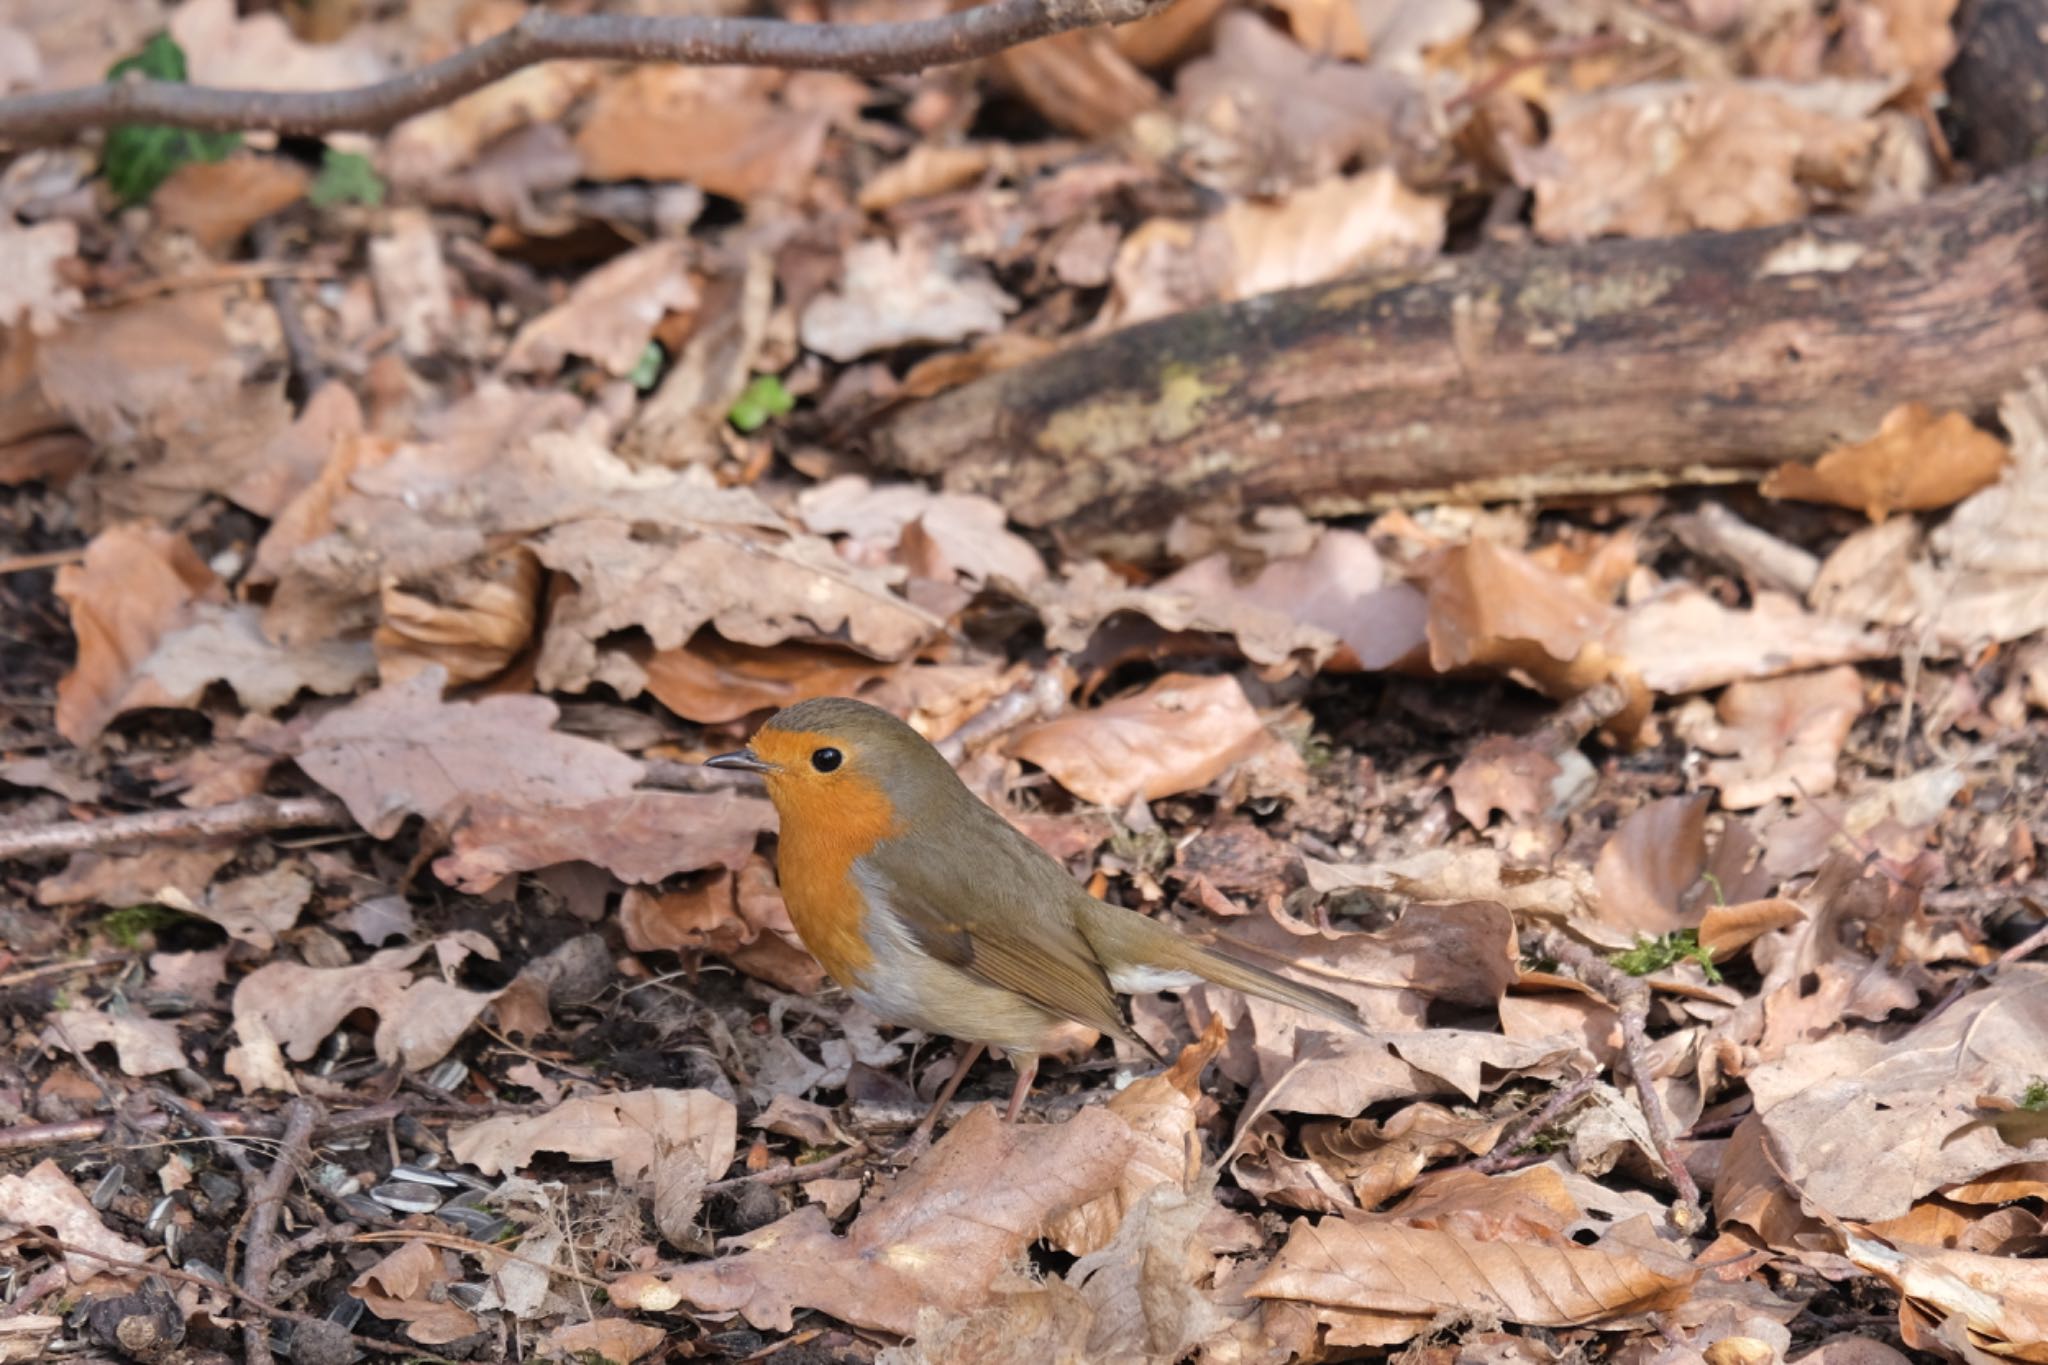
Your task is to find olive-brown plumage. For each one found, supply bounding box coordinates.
[707,696,1363,1131]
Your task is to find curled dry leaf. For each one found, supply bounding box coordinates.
[375,543,542,687]
[43,1006,185,1077]
[1008,672,1272,806]
[1697,898,1807,959]
[1522,80,1905,242]
[858,143,996,213]
[225,936,503,1092]
[1593,793,1709,936]
[1685,666,1866,809]
[1847,1235,2048,1361]
[53,522,222,745]
[1762,403,2007,521]
[1751,966,2048,1222]
[993,27,1158,140]
[1249,1212,1697,1343]
[501,239,696,379]
[349,1240,479,1346]
[800,236,1016,363]
[610,1106,1134,1334]
[542,1320,667,1364]
[641,635,899,726]
[619,857,825,995]
[450,1089,737,1191]
[0,1160,149,1285]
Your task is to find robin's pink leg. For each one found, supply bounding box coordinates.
[1002,1054,1039,1122]
[900,1041,985,1158]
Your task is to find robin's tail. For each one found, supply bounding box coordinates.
[1075,898,1367,1032]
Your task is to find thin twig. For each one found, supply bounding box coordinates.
[702,1142,869,1194]
[0,548,86,575]
[1921,919,2048,1024]
[253,221,327,399]
[0,793,349,861]
[18,1236,457,1363]
[0,1096,432,1155]
[1471,1073,1601,1174]
[0,953,137,990]
[239,1098,321,1362]
[146,1088,260,1177]
[935,666,1069,766]
[1531,929,1706,1230]
[0,0,1169,145]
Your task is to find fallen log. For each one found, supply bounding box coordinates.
[872,156,2048,557]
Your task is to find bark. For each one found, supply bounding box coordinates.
[873,158,2048,557]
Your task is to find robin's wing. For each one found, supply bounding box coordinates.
[856,811,1144,1049]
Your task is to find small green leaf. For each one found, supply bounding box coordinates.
[1608,929,1722,985]
[629,341,664,391]
[728,374,795,433]
[309,148,386,208]
[108,32,188,83]
[102,33,241,205]
[2023,1078,2048,1112]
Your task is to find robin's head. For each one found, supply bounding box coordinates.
[704,697,957,828]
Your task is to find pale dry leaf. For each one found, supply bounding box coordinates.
[53,522,222,745]
[1622,585,1889,694]
[1249,1215,1697,1339]
[1752,966,2048,1222]
[1270,0,1369,59]
[1687,666,1866,809]
[1845,1235,2048,1361]
[1449,735,1564,829]
[543,1320,668,1364]
[349,1240,479,1345]
[387,59,602,187]
[800,235,1016,362]
[797,474,1046,590]
[125,601,376,718]
[1915,371,2048,647]
[368,208,454,357]
[652,1140,710,1251]
[858,143,996,213]
[1306,846,1597,927]
[36,844,234,909]
[754,1094,852,1147]
[1009,672,1270,806]
[434,789,773,892]
[1762,403,2007,521]
[1522,80,1901,242]
[164,862,314,951]
[0,1160,149,1284]
[612,1105,1134,1334]
[450,1089,737,1191]
[43,1006,185,1077]
[225,937,501,1091]
[0,217,81,333]
[1593,793,1710,935]
[1697,898,1807,959]
[1033,557,1347,675]
[170,0,387,92]
[502,239,696,378]
[575,66,829,202]
[153,154,309,254]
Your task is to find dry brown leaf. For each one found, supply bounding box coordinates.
[1249,1214,1697,1340]
[1847,1235,2048,1361]
[438,789,772,893]
[170,0,386,92]
[375,543,542,687]
[542,1320,667,1364]
[1622,584,1890,694]
[350,1240,478,1345]
[386,55,601,188]
[1751,966,2048,1221]
[994,29,1158,139]
[43,1006,185,1077]
[368,208,454,357]
[36,844,235,909]
[799,235,1016,363]
[642,635,899,726]
[123,601,375,720]
[224,936,503,1092]
[1522,81,1907,242]
[53,522,222,744]
[0,1160,149,1285]
[1047,1018,1227,1256]
[0,217,82,334]
[618,857,825,995]
[452,1089,736,1192]
[152,153,308,253]
[797,474,1047,590]
[858,144,996,213]
[1300,1103,1514,1209]
[1763,404,2007,521]
[501,240,696,378]
[610,1105,1134,1334]
[1685,666,1866,809]
[575,67,829,202]
[1307,846,1596,927]
[1034,557,1348,676]
[1698,898,1807,959]
[1449,735,1564,829]
[1008,672,1271,806]
[159,862,314,951]
[1270,0,1369,59]
[1594,793,1710,936]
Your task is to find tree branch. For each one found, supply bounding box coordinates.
[0,794,349,862]
[0,0,1167,146]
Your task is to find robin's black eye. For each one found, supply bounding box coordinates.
[811,747,843,773]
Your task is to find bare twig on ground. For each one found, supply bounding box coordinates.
[1531,930,1706,1230]
[0,1095,473,1155]
[0,794,349,861]
[146,1088,261,1177]
[1529,679,1633,757]
[935,667,1070,765]
[703,1143,869,1194]
[0,0,1169,144]
[1471,1073,1601,1175]
[253,222,327,400]
[0,954,137,990]
[237,1098,321,1361]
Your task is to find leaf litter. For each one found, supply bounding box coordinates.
[2,0,2046,1360]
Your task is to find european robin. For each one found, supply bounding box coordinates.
[707,697,1363,1140]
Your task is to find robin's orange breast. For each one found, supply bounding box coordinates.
[764,760,900,989]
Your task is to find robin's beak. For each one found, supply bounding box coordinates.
[705,748,775,774]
